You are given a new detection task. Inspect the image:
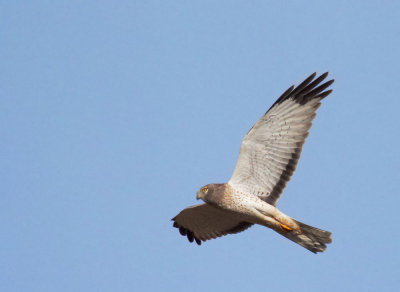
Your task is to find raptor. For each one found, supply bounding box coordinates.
[172,72,334,253]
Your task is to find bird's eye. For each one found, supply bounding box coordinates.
[202,187,208,193]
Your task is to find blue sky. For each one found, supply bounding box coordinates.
[1,1,400,291]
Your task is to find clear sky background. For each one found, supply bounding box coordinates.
[2,1,400,291]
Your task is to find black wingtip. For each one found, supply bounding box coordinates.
[265,72,334,114]
[290,72,318,96]
[303,79,334,99]
[306,72,318,81]
[317,89,333,99]
[179,227,187,236]
[187,231,194,242]
[172,220,203,246]
[320,71,329,79]
[278,85,295,101]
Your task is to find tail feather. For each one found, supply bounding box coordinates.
[279,219,332,253]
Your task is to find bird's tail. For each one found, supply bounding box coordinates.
[278,218,332,253]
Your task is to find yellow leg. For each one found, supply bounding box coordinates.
[279,223,293,231]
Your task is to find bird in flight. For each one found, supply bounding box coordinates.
[172,72,334,253]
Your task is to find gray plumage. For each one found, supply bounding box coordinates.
[172,72,333,253]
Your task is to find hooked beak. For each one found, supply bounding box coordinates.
[196,191,203,200]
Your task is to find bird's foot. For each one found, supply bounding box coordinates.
[279,223,293,231]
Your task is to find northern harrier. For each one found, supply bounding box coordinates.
[172,72,333,253]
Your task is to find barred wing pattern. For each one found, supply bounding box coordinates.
[229,72,334,206]
[172,204,253,245]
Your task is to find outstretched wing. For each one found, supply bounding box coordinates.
[228,72,334,206]
[172,204,252,245]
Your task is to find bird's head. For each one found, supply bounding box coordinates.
[196,184,226,207]
[196,184,225,204]
[196,185,211,202]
